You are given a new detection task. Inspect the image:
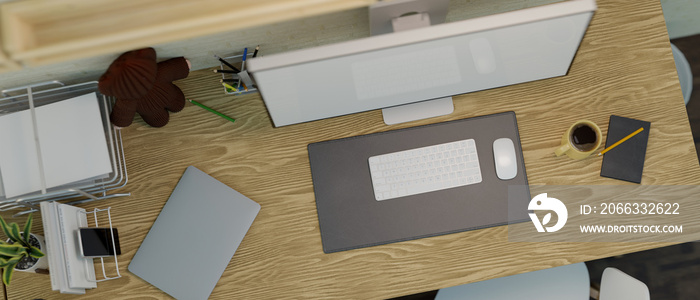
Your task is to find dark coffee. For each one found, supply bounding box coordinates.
[571,124,597,151]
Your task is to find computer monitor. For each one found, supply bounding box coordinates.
[247,0,597,127]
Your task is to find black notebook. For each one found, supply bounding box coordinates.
[600,115,651,183]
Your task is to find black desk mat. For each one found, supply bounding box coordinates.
[308,111,530,253]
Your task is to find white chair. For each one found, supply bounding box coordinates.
[670,43,693,105]
[434,263,589,300]
[435,264,650,300]
[593,267,650,300]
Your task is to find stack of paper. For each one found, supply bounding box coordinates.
[0,92,112,198]
[40,201,97,294]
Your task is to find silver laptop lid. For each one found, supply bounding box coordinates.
[128,166,260,299]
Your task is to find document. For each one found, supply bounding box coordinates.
[57,203,97,289]
[0,92,112,198]
[40,201,94,294]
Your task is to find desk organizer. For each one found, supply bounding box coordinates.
[0,81,129,216]
[40,202,121,294]
[218,52,258,95]
[80,207,121,283]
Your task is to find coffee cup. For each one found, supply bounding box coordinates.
[554,120,602,159]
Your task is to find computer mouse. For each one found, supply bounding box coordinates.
[493,138,517,180]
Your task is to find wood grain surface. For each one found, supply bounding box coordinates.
[4,0,700,299]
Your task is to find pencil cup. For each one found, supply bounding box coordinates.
[217,52,257,95]
[554,120,602,160]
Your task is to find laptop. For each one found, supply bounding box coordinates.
[129,166,260,299]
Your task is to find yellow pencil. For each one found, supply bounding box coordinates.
[221,82,237,91]
[597,127,644,156]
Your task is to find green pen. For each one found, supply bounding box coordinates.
[188,99,236,124]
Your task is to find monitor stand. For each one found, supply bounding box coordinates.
[369,0,453,125]
[381,98,454,125]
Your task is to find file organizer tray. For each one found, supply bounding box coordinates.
[0,81,129,215]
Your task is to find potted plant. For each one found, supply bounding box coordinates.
[0,214,46,285]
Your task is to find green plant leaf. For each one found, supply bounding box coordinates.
[22,214,33,244]
[2,258,20,286]
[9,223,27,248]
[0,217,15,242]
[1,254,23,285]
[28,246,44,259]
[0,243,25,257]
[9,223,21,243]
[0,257,9,268]
[0,255,20,269]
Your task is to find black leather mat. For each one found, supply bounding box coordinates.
[308,111,530,253]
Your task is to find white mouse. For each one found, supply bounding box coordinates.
[493,138,517,180]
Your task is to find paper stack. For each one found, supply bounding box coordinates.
[40,201,97,294]
[0,92,113,198]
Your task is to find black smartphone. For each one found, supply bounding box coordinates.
[78,228,121,257]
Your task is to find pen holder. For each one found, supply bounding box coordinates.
[218,53,258,96]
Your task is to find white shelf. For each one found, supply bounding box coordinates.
[0,0,377,67]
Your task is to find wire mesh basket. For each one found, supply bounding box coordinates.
[0,81,129,216]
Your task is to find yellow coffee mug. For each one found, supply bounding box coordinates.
[554,120,602,160]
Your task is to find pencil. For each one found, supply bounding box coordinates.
[214,54,240,73]
[241,48,248,70]
[252,45,260,58]
[221,82,237,91]
[213,69,237,74]
[597,127,644,156]
[188,99,235,124]
[220,79,236,83]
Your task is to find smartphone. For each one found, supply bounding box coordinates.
[78,228,121,257]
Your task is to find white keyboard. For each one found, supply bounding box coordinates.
[368,139,482,201]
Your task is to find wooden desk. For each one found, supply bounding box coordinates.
[6,0,700,298]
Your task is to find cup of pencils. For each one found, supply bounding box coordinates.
[213,46,259,95]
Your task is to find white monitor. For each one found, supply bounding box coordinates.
[247,0,597,127]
